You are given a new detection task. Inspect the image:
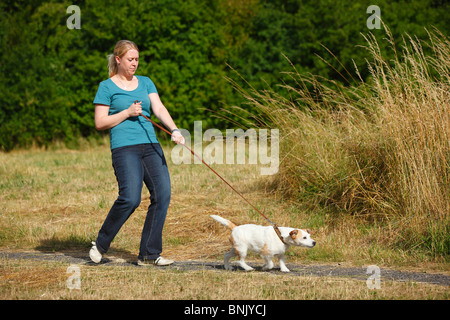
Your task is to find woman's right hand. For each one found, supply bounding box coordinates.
[127,101,142,117]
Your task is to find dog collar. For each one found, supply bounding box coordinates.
[273,225,286,244]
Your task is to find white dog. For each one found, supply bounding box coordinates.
[210,215,315,272]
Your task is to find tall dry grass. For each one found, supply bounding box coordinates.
[226,27,449,257]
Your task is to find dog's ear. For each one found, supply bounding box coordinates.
[289,230,298,239]
[306,229,311,234]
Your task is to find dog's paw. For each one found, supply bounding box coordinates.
[280,268,290,273]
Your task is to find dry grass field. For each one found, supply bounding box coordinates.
[1,28,449,300]
[0,142,448,300]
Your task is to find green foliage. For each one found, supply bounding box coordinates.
[0,0,448,150]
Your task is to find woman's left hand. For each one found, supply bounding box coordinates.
[171,130,185,145]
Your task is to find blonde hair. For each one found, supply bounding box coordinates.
[107,40,139,77]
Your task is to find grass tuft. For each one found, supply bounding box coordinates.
[225,27,449,258]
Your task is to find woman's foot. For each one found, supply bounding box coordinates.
[89,241,102,263]
[137,256,174,266]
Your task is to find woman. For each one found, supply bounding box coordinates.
[89,40,184,266]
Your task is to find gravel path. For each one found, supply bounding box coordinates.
[1,250,449,287]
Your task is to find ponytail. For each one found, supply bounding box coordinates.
[108,54,118,78]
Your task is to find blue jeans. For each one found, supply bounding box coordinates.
[95,143,171,260]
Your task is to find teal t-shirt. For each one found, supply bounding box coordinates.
[93,75,159,149]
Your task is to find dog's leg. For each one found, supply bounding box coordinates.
[278,254,290,272]
[238,259,254,271]
[224,249,236,271]
[262,255,274,271]
[228,234,253,271]
[236,247,254,272]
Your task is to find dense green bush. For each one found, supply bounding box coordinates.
[0,0,448,150]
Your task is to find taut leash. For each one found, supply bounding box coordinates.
[138,106,286,244]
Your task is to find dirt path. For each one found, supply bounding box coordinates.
[1,250,449,287]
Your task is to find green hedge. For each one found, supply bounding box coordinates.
[0,0,448,150]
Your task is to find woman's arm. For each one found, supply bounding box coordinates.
[149,93,184,144]
[94,102,142,131]
[149,93,179,132]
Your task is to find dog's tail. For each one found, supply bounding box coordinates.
[210,215,237,230]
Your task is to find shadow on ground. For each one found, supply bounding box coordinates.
[34,237,136,266]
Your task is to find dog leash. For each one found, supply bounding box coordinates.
[138,105,286,245]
